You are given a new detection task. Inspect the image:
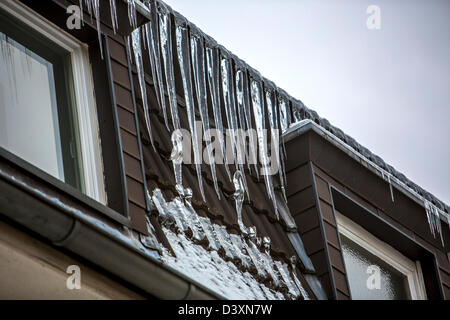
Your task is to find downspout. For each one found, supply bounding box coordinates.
[0,167,223,300]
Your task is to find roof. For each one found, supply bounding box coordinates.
[118,0,448,298]
[67,0,448,298]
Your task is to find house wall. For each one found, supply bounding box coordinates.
[0,219,144,299]
[285,130,450,300]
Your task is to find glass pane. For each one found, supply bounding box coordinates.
[341,234,410,300]
[0,33,64,180]
[0,8,82,191]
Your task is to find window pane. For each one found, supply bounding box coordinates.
[0,9,82,191]
[0,34,64,180]
[341,234,409,300]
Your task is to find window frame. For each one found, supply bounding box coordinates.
[336,211,427,300]
[0,0,106,204]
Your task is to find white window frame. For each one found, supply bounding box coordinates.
[0,0,107,204]
[336,211,427,300]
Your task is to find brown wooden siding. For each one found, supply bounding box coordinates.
[312,162,450,299]
[108,36,149,234]
[311,166,351,300]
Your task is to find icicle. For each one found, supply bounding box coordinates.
[236,68,258,177]
[205,40,232,181]
[424,200,444,246]
[127,0,137,29]
[232,171,247,234]
[109,0,118,34]
[190,29,221,199]
[158,3,180,130]
[266,88,287,204]
[79,0,84,25]
[387,174,395,202]
[91,0,103,59]
[278,96,290,133]
[250,78,278,219]
[170,130,183,187]
[130,30,156,151]
[144,1,170,130]
[175,16,206,201]
[220,54,249,198]
[84,0,92,20]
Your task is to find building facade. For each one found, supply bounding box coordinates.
[0,0,448,300]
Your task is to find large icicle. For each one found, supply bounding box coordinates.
[127,0,137,30]
[145,0,170,130]
[175,14,206,201]
[236,67,258,178]
[220,52,249,198]
[250,77,278,218]
[205,38,232,181]
[158,3,180,130]
[190,27,221,199]
[277,93,289,202]
[130,30,156,151]
[170,130,184,187]
[109,0,118,34]
[265,86,287,203]
[424,200,444,246]
[232,171,247,234]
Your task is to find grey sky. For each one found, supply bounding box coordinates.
[165,0,450,204]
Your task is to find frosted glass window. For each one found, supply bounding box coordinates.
[341,234,409,300]
[0,9,82,190]
[0,34,63,179]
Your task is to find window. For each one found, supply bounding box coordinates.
[0,0,106,203]
[336,211,427,300]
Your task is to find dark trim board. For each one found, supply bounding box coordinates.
[0,148,130,228]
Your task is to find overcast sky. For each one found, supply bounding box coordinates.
[164,0,450,204]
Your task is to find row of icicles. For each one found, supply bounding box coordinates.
[79,0,447,243]
[123,0,291,228]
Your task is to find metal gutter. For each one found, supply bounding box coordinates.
[0,166,223,300]
[283,119,450,224]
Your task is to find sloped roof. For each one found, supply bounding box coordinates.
[115,0,448,298]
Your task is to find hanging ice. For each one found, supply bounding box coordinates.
[220,54,249,198]
[175,15,206,202]
[144,0,170,130]
[205,40,232,181]
[158,3,180,130]
[265,88,287,204]
[232,171,247,234]
[109,0,118,34]
[190,28,221,199]
[130,30,156,151]
[424,200,444,246]
[236,68,258,178]
[250,78,278,218]
[278,95,290,133]
[127,0,137,29]
[170,130,183,187]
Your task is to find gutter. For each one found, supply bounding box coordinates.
[283,119,450,224]
[0,166,224,300]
